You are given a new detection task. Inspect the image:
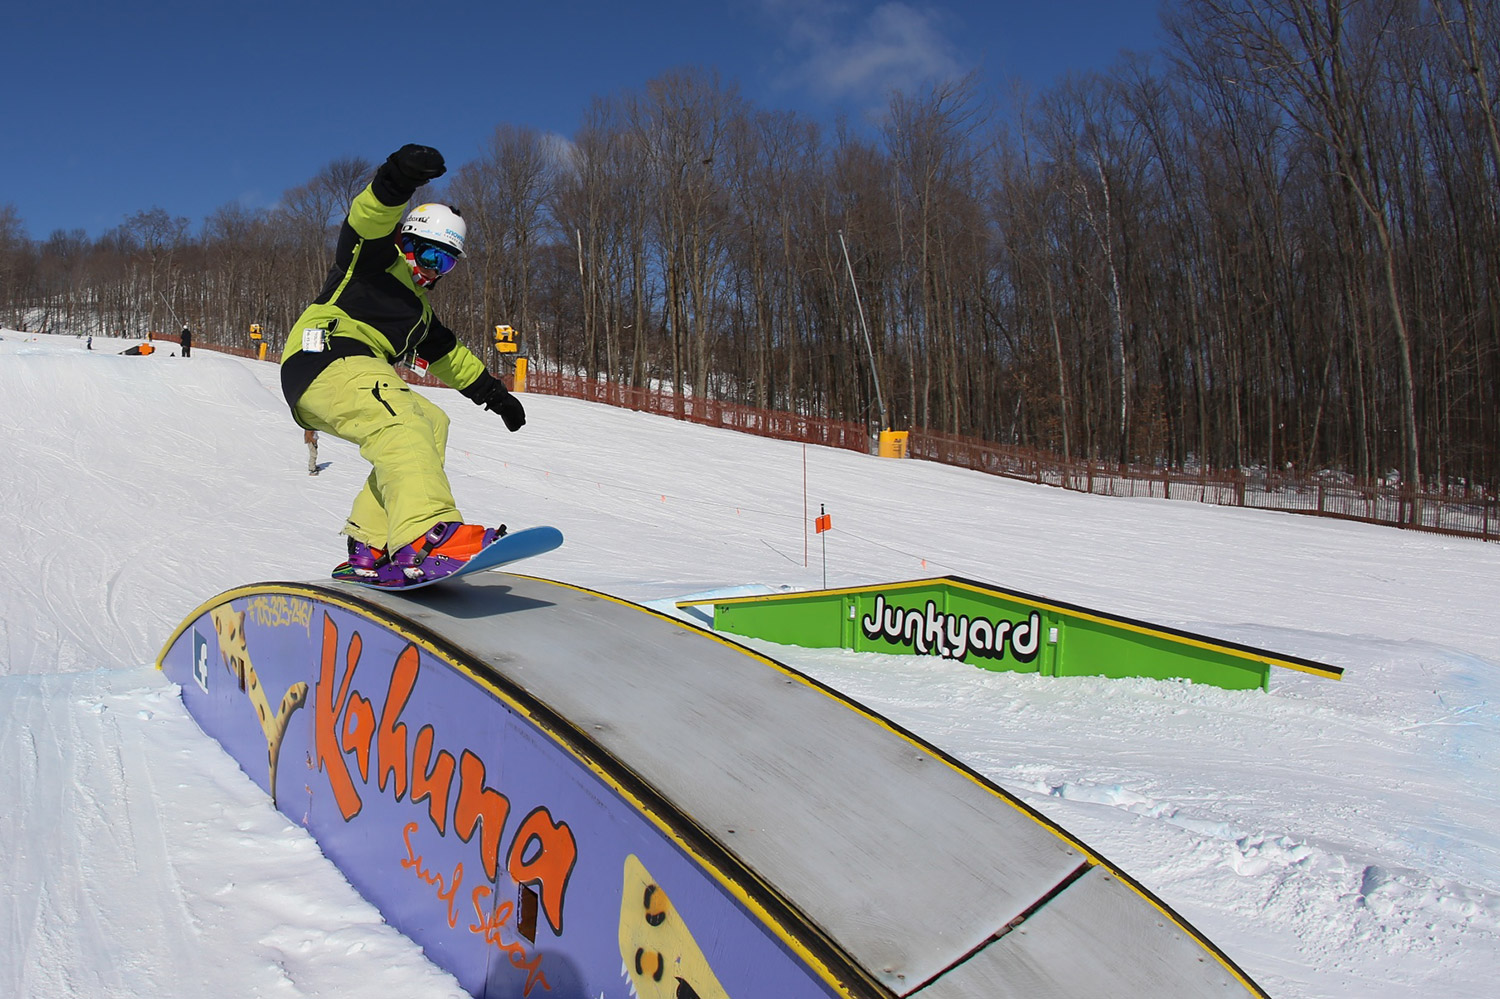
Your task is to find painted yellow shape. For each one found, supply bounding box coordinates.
[209,604,309,805]
[618,854,730,999]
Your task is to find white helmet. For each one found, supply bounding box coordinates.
[399,203,466,256]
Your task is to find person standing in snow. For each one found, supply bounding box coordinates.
[305,429,319,476]
[278,143,526,585]
[179,325,192,357]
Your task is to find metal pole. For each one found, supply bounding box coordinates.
[157,290,184,330]
[838,231,888,432]
[821,504,828,590]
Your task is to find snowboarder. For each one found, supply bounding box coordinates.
[180,325,192,357]
[305,429,319,476]
[278,143,526,586]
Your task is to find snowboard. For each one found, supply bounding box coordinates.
[338,526,563,592]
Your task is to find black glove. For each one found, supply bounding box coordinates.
[371,144,446,205]
[461,371,526,432]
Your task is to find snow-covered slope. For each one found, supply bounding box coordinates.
[2,330,1496,998]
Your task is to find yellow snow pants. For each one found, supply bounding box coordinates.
[294,355,462,551]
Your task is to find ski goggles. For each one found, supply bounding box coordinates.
[404,237,460,276]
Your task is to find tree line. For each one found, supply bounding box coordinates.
[3,0,1496,492]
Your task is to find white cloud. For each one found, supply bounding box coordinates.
[539,130,577,171]
[761,0,967,105]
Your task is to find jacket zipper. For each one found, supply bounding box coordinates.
[371,382,397,416]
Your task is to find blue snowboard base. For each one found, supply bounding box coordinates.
[340,526,563,591]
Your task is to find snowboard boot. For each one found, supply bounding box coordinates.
[331,537,387,581]
[385,521,506,585]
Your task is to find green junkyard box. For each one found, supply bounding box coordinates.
[684,576,1341,692]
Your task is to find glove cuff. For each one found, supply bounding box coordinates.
[460,371,500,405]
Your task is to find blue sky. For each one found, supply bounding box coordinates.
[3,0,1169,240]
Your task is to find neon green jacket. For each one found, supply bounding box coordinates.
[279,182,484,422]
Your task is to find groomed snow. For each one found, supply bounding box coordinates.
[2,330,1496,998]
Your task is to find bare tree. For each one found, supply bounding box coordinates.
[630,67,741,397]
[884,74,992,434]
[278,155,374,289]
[1183,0,1424,496]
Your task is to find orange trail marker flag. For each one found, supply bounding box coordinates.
[815,512,832,534]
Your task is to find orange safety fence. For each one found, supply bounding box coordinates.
[185,338,1498,544]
